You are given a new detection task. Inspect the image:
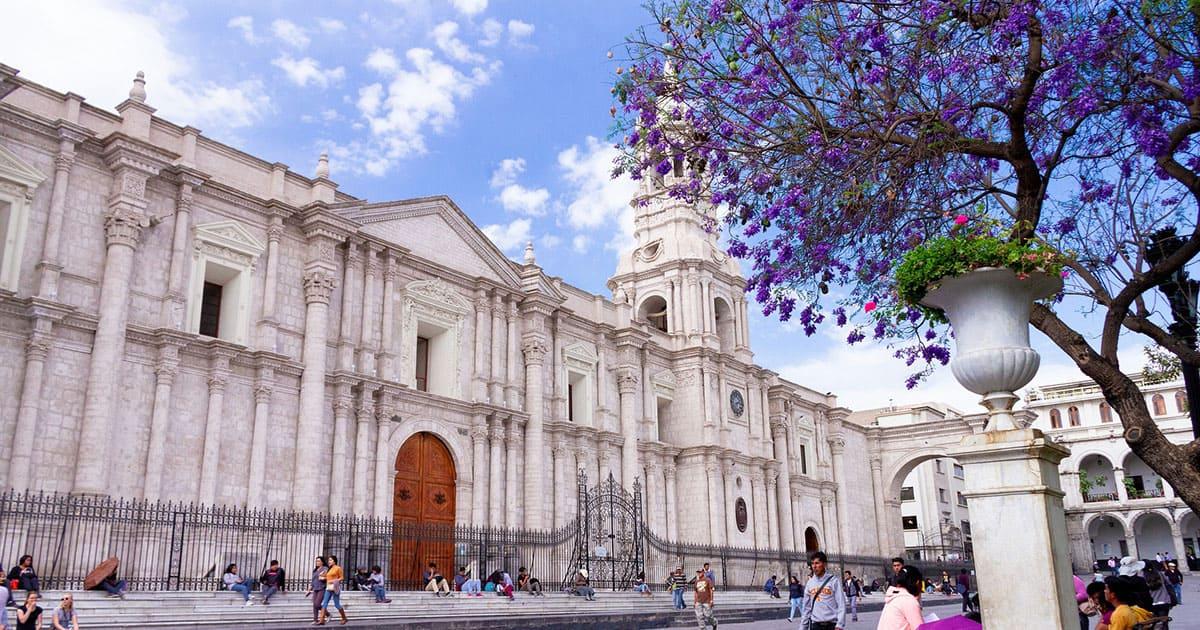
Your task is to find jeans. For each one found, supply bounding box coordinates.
[101,579,127,596]
[230,582,251,602]
[962,591,972,612]
[372,585,387,601]
[1079,611,1089,630]
[673,589,685,609]
[634,583,650,593]
[694,603,716,629]
[321,589,343,611]
[788,597,802,620]
[847,594,858,620]
[1173,583,1183,604]
[261,585,279,603]
[463,579,481,594]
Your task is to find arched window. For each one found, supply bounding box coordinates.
[638,295,669,333]
[1068,406,1081,427]
[1176,391,1189,413]
[1049,409,1062,429]
[1152,394,1166,416]
[1099,402,1113,423]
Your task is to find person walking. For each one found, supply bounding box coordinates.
[1143,560,1177,622]
[786,574,803,623]
[305,556,328,624]
[223,564,254,606]
[693,568,717,630]
[956,569,973,613]
[799,552,845,630]
[1164,561,1183,606]
[668,566,688,610]
[317,554,347,626]
[50,594,77,630]
[259,560,285,605]
[844,570,861,622]
[878,565,925,630]
[886,558,905,587]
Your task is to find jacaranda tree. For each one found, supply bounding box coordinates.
[614,0,1200,515]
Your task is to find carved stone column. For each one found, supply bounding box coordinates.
[829,434,849,553]
[258,215,284,350]
[765,466,780,549]
[246,366,274,508]
[594,330,609,424]
[472,291,490,401]
[701,278,712,335]
[198,352,232,505]
[686,270,700,337]
[670,278,683,334]
[337,241,362,370]
[292,263,337,510]
[159,173,203,328]
[377,255,397,379]
[771,420,795,550]
[869,455,887,554]
[74,158,158,495]
[522,337,548,529]
[470,416,488,525]
[617,368,640,490]
[506,301,520,408]
[641,348,655,441]
[552,312,566,421]
[142,342,183,502]
[358,245,379,371]
[329,381,353,513]
[8,329,52,490]
[352,386,378,515]
[552,440,569,529]
[705,456,723,545]
[488,415,505,524]
[490,294,505,403]
[646,460,663,536]
[507,420,524,528]
[751,469,769,549]
[36,126,87,299]
[372,393,395,519]
[664,462,679,541]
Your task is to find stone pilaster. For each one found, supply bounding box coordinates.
[751,469,769,549]
[522,336,548,529]
[664,462,678,541]
[489,294,505,404]
[469,416,488,525]
[35,126,87,299]
[552,440,569,529]
[705,456,723,545]
[720,456,735,544]
[372,392,395,519]
[505,300,520,408]
[159,172,204,329]
[337,241,362,370]
[488,415,505,524]
[617,368,640,490]
[358,245,379,371]
[377,255,397,379]
[142,341,183,502]
[594,330,609,422]
[8,328,52,490]
[472,291,490,401]
[686,269,700,337]
[329,381,353,513]
[246,366,274,508]
[646,460,663,536]
[74,155,158,495]
[771,419,795,550]
[292,261,337,510]
[869,455,887,554]
[641,347,655,440]
[505,418,522,529]
[257,215,284,349]
[352,386,378,515]
[829,433,849,553]
[765,465,780,549]
[197,352,232,505]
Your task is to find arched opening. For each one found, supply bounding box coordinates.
[1099,402,1113,423]
[887,451,972,562]
[1068,406,1081,427]
[1049,409,1062,429]
[1121,452,1166,499]
[1152,393,1166,416]
[638,294,669,333]
[1087,514,1128,560]
[1078,454,1118,503]
[713,297,735,353]
[1132,512,1174,561]
[804,527,820,553]
[391,432,456,586]
[1181,512,1199,568]
[1176,391,1189,413]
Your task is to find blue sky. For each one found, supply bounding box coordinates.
[0,0,1146,413]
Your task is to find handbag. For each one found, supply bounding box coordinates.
[1079,600,1098,616]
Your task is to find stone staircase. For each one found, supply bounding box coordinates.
[18,589,963,629]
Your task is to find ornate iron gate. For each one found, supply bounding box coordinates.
[564,470,645,591]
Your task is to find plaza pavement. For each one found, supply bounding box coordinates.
[652,578,1199,630]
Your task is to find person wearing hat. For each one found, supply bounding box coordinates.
[668,566,688,610]
[1116,556,1145,577]
[1164,560,1183,605]
[572,569,595,601]
[693,568,717,629]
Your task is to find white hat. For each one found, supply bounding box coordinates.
[1117,556,1146,576]
[579,568,588,579]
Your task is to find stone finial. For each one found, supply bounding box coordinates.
[315,151,330,179]
[523,240,536,265]
[129,71,147,103]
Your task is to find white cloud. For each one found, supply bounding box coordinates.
[558,136,637,241]
[482,218,532,253]
[488,158,549,216]
[321,108,340,121]
[431,21,485,64]
[540,234,562,249]
[0,2,271,136]
[365,48,401,75]
[479,18,503,47]
[272,55,346,88]
[152,2,188,25]
[572,234,591,254]
[507,19,535,45]
[227,15,263,44]
[490,157,525,187]
[450,0,487,16]
[271,18,310,48]
[317,18,346,33]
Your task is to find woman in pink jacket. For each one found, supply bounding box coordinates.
[877,566,925,630]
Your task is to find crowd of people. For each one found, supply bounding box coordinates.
[1078,556,1181,630]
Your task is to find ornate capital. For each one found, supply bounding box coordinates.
[346,243,363,267]
[869,455,882,470]
[828,434,846,454]
[154,359,179,382]
[54,152,76,172]
[365,256,382,277]
[254,384,273,403]
[303,269,336,304]
[266,223,283,243]
[207,372,229,391]
[522,338,548,364]
[333,396,353,414]
[769,418,788,439]
[663,464,676,480]
[616,368,640,394]
[766,468,779,485]
[103,208,148,248]
[24,333,51,362]
[470,425,489,444]
[489,422,506,442]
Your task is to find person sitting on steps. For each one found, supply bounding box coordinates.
[424,562,451,596]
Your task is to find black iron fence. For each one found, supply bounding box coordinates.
[0,490,970,594]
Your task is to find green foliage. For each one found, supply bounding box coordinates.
[1123,476,1139,498]
[1142,345,1182,384]
[894,232,1064,321]
[1078,471,1094,497]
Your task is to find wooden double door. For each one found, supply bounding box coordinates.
[390,432,456,587]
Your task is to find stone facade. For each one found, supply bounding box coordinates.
[0,65,887,555]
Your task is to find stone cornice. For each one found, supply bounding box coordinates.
[100,132,177,174]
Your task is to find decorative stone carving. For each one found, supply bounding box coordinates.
[522,338,548,364]
[24,334,50,361]
[253,385,273,403]
[103,208,149,248]
[303,270,336,304]
[616,369,640,394]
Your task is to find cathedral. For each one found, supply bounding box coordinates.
[0,65,885,557]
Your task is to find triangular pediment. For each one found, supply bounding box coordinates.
[0,143,47,189]
[348,196,521,288]
[194,220,265,257]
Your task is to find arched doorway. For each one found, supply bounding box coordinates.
[1086,514,1127,561]
[1132,512,1173,561]
[804,527,820,553]
[391,432,456,586]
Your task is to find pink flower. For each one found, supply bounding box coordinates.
[864,301,877,312]
[954,214,968,226]
[1061,270,1070,279]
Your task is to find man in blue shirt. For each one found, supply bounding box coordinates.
[799,552,845,630]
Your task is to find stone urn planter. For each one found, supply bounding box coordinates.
[920,267,1062,431]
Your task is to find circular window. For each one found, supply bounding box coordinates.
[735,476,743,489]
[735,498,748,533]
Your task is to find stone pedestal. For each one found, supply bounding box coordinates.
[950,428,1075,630]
